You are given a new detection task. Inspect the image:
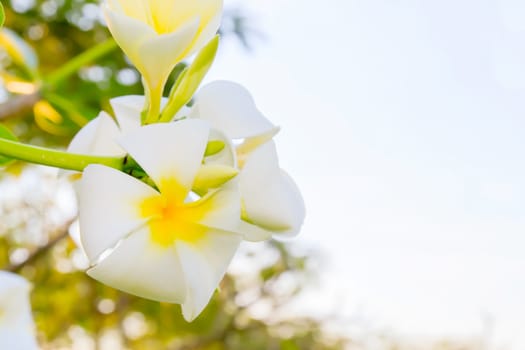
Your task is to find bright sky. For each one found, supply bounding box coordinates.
[209,0,525,347]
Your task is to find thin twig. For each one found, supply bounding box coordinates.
[6,218,75,273]
[0,92,41,120]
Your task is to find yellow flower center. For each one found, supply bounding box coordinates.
[140,179,206,247]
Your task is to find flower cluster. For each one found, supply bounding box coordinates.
[66,0,305,321]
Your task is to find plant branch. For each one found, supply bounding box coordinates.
[44,38,118,89]
[0,137,125,171]
[6,218,75,273]
[0,92,41,120]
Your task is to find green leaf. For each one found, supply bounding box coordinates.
[0,124,18,166]
[0,2,4,28]
[159,35,220,122]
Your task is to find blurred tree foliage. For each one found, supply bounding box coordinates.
[0,0,349,349]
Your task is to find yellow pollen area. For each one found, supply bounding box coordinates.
[140,179,207,247]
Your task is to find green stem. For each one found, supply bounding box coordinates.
[45,92,90,127]
[0,138,124,171]
[44,38,118,88]
[144,83,163,124]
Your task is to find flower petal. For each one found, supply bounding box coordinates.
[107,0,150,24]
[106,0,123,12]
[87,227,186,303]
[137,17,200,88]
[149,0,222,40]
[79,164,158,263]
[204,128,237,167]
[0,272,38,350]
[177,232,241,321]
[118,119,210,193]
[109,95,144,132]
[0,271,30,294]
[236,220,272,242]
[193,164,238,194]
[184,181,241,232]
[267,170,306,239]
[187,2,223,55]
[110,95,170,133]
[190,81,275,139]
[240,141,305,237]
[0,329,39,350]
[67,112,124,156]
[103,7,156,72]
[236,126,280,165]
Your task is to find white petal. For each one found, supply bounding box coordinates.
[103,8,156,72]
[188,5,222,55]
[111,0,152,25]
[79,164,158,263]
[177,232,241,321]
[137,18,200,88]
[0,272,38,350]
[119,119,210,193]
[188,181,241,232]
[0,271,30,298]
[240,142,305,237]
[67,112,124,156]
[88,228,186,303]
[106,0,123,12]
[0,329,39,350]
[269,170,306,239]
[236,220,272,242]
[204,128,237,167]
[190,81,275,139]
[64,113,123,188]
[236,126,280,161]
[110,95,144,132]
[110,95,170,132]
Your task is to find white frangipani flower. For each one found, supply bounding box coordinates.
[69,83,305,241]
[103,0,223,119]
[78,119,242,321]
[0,271,38,350]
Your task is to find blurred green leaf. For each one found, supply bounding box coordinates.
[0,124,18,165]
[0,2,4,27]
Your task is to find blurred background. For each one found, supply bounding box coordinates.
[1,0,524,349]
